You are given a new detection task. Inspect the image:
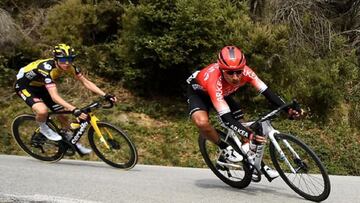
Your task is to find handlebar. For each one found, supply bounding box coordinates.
[255,100,301,123]
[80,97,114,113]
[49,97,114,115]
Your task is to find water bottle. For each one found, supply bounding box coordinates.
[64,122,80,141]
[70,122,80,130]
[242,141,256,165]
[253,135,266,168]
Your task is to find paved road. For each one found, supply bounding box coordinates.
[0,155,358,203]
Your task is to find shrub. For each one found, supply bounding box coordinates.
[117,0,288,95]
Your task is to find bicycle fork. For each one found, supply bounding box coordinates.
[88,114,115,150]
[268,131,298,174]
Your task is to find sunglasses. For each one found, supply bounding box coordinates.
[57,57,74,63]
[223,70,243,75]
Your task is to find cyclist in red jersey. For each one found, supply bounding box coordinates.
[186,46,302,179]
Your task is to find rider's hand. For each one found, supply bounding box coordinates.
[288,108,304,120]
[72,108,88,120]
[104,93,117,103]
[250,133,267,145]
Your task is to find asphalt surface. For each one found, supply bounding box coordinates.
[0,155,359,203]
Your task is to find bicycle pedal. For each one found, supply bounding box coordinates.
[251,173,261,182]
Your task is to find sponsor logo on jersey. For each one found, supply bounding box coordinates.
[43,62,52,70]
[215,78,224,101]
[204,66,217,81]
[243,69,256,79]
[25,71,36,80]
[186,71,199,84]
[191,84,204,91]
[44,78,52,84]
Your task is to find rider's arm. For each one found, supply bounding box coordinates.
[246,68,286,109]
[76,75,106,96]
[220,112,253,139]
[261,87,286,108]
[46,84,76,111]
[207,77,253,139]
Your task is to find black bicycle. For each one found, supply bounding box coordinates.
[11,98,138,170]
[198,101,331,202]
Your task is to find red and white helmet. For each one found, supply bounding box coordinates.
[217,46,246,70]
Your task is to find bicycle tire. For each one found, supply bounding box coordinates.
[11,114,65,162]
[88,122,138,169]
[269,133,331,202]
[198,130,253,189]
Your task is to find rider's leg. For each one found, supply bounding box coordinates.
[43,93,92,154]
[191,110,242,162]
[187,85,241,162]
[191,110,222,145]
[32,102,62,141]
[32,102,48,123]
[14,86,61,141]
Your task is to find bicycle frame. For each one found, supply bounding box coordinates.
[222,101,304,178]
[49,107,115,152]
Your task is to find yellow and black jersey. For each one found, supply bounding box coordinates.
[15,58,82,88]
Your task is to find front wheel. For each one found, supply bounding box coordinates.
[198,130,253,189]
[11,114,65,162]
[269,133,331,202]
[88,122,138,169]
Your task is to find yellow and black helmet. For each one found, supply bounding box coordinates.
[52,43,76,58]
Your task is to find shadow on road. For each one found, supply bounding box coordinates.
[195,178,304,201]
[25,158,144,172]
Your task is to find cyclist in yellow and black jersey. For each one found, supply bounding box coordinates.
[14,44,117,154]
[16,58,82,89]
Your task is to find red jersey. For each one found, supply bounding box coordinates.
[192,63,268,115]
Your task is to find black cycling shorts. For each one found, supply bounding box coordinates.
[14,84,64,112]
[186,84,244,119]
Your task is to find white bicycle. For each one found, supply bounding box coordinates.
[198,101,331,202]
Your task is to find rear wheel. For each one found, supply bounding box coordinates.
[198,130,252,189]
[269,133,331,202]
[11,114,65,162]
[88,122,138,169]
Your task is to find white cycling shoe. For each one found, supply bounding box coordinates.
[263,165,279,179]
[221,146,243,163]
[40,125,62,141]
[76,143,92,155]
[252,165,279,181]
[62,130,92,155]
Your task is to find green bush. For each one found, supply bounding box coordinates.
[41,0,124,76]
[42,0,123,46]
[117,0,256,95]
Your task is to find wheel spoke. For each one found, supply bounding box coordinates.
[88,122,137,169]
[198,132,253,189]
[11,114,64,162]
[270,133,331,201]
